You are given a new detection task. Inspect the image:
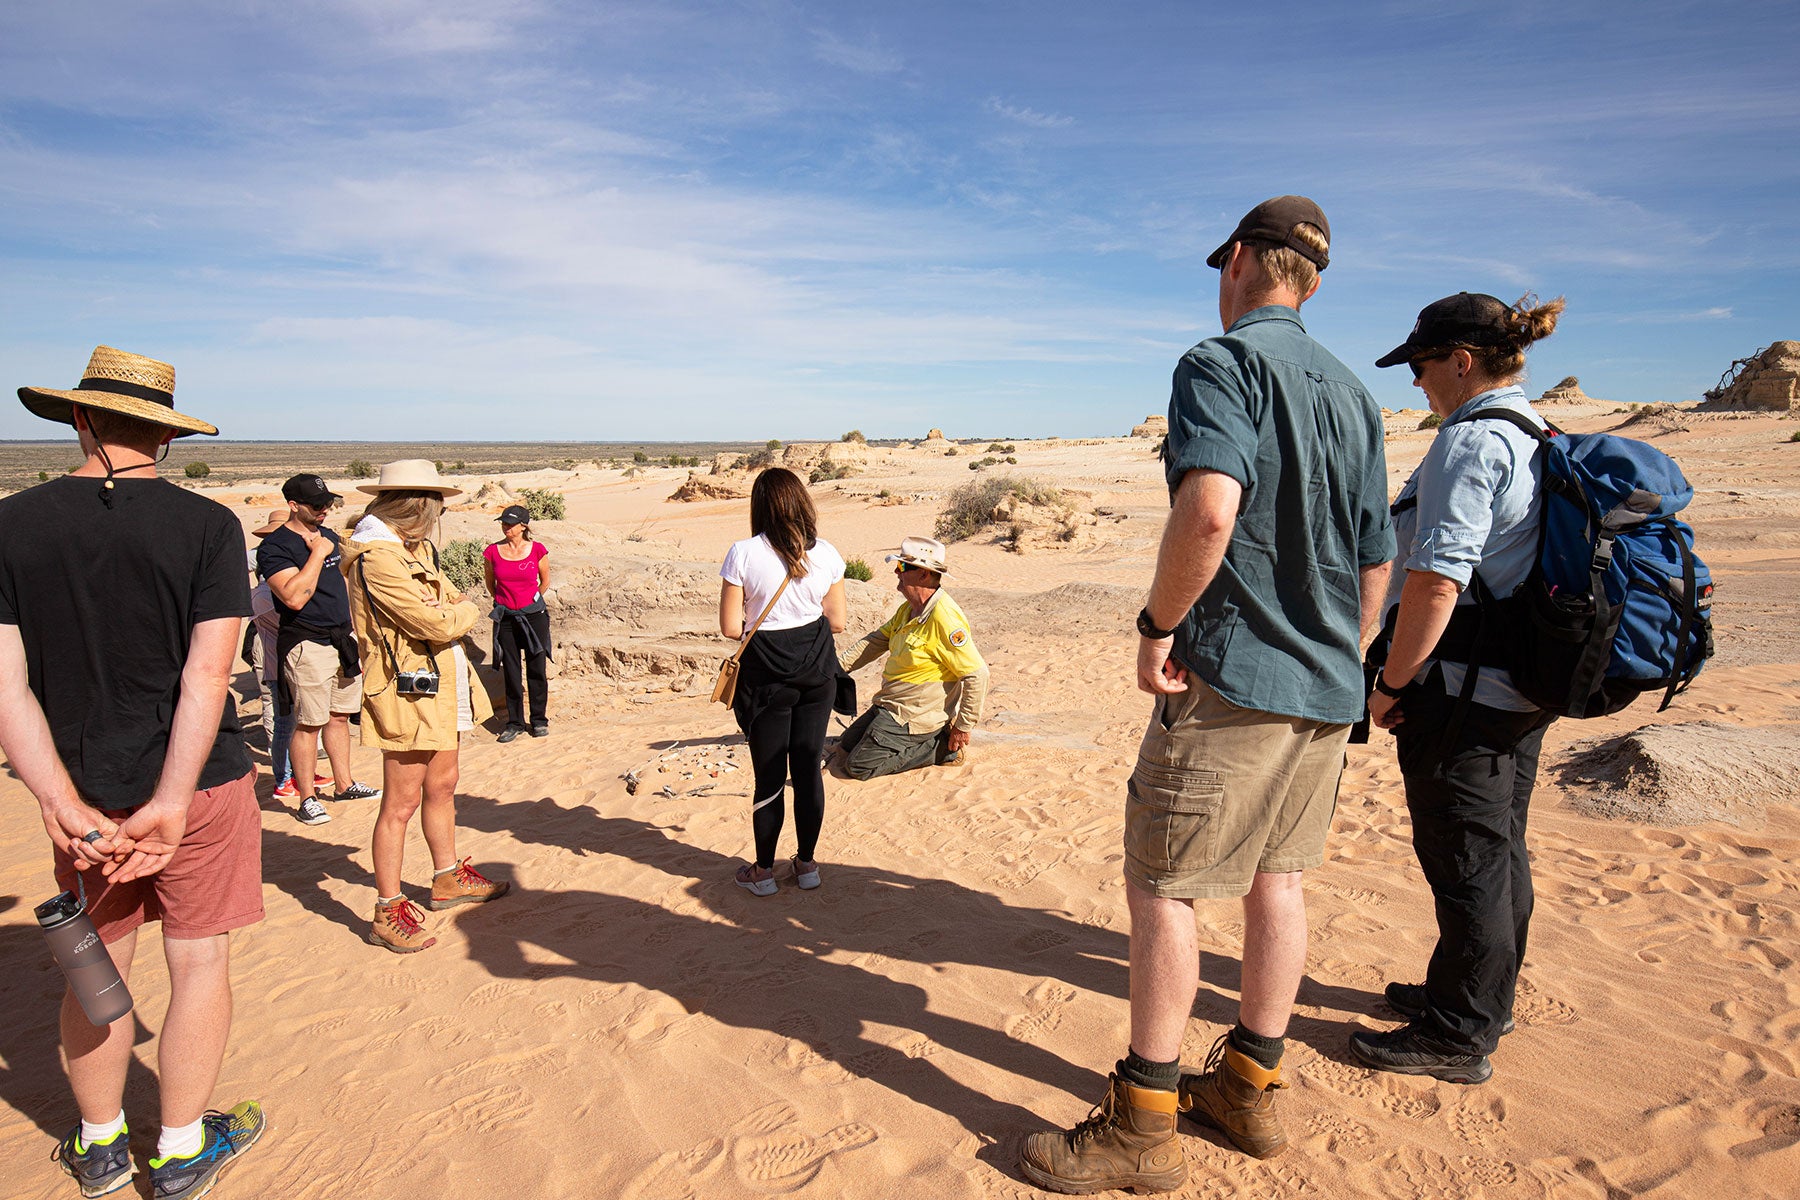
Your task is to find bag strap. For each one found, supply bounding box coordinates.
[730,573,795,663]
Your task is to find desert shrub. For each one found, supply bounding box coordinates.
[877,488,892,499]
[969,461,981,471]
[632,451,648,463]
[945,446,959,456]
[1005,455,1017,464]
[1789,430,1800,443]
[744,444,779,470]
[184,462,210,478]
[1418,413,1443,430]
[517,487,566,521]
[811,462,854,484]
[844,558,873,582]
[986,442,1016,453]
[37,470,48,482]
[936,475,1062,542]
[347,458,374,478]
[766,438,782,452]
[439,539,485,594]
[841,429,865,443]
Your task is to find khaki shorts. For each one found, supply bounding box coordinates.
[55,770,264,942]
[285,638,361,727]
[1124,678,1349,900]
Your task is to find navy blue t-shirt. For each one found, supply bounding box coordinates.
[257,524,350,628]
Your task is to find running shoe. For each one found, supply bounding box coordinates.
[295,795,330,826]
[329,781,382,802]
[271,779,299,801]
[1348,1022,1492,1084]
[147,1102,264,1198]
[52,1124,134,1198]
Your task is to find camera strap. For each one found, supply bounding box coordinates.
[356,552,443,692]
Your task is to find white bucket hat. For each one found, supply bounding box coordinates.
[356,459,464,497]
[885,535,950,575]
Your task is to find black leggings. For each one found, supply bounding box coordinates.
[743,677,833,868]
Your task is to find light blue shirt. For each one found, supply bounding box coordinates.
[1384,385,1545,710]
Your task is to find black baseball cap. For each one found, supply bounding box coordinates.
[497,505,530,526]
[282,473,340,507]
[1375,292,1515,368]
[1206,195,1331,270]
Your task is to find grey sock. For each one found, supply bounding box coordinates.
[1121,1050,1180,1091]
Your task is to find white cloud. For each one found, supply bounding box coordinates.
[985,97,1073,129]
[810,28,903,75]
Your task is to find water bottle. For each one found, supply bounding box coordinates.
[36,880,133,1026]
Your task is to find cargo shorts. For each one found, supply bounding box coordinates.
[285,638,361,728]
[1124,678,1350,899]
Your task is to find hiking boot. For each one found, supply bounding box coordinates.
[371,897,437,952]
[429,858,510,910]
[147,1101,264,1198]
[1349,1021,1493,1084]
[1384,981,1515,1036]
[330,781,382,802]
[497,726,523,744]
[295,795,330,826]
[53,1124,134,1198]
[1018,1072,1185,1195]
[1176,1034,1288,1159]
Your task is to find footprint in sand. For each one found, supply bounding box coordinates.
[1305,1110,1376,1151]
[722,1100,877,1191]
[1305,1056,1444,1121]
[1005,981,1078,1041]
[1448,1093,1507,1151]
[619,1141,726,1200]
[1512,977,1578,1027]
[1017,927,1072,954]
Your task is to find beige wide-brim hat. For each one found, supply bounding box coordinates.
[885,534,950,575]
[18,345,218,437]
[251,509,289,538]
[356,459,464,497]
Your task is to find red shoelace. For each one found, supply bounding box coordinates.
[447,857,492,887]
[383,898,428,935]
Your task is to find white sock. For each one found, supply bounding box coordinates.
[377,894,404,906]
[156,1117,204,1161]
[80,1111,125,1148]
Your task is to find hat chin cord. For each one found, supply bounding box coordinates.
[92,438,170,507]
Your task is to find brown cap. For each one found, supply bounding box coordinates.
[1206,195,1330,270]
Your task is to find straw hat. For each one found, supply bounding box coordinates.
[885,535,950,575]
[18,345,218,437]
[251,509,288,538]
[356,459,464,497]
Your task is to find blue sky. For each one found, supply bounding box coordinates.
[2,2,1795,441]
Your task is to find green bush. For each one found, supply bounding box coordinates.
[936,475,1062,542]
[842,429,866,443]
[37,470,49,482]
[766,438,782,452]
[1418,413,1443,430]
[517,487,566,521]
[632,450,648,463]
[986,442,1016,453]
[347,458,374,478]
[1789,430,1800,443]
[439,539,485,594]
[944,446,959,456]
[811,461,854,484]
[844,558,873,582]
[184,461,210,478]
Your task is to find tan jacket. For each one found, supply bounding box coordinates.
[341,529,491,751]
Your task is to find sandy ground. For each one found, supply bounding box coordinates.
[3,407,1798,1199]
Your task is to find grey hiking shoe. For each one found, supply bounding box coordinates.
[1384,981,1514,1036]
[148,1102,264,1198]
[1349,1022,1493,1084]
[53,1125,134,1198]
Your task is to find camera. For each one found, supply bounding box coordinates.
[394,669,441,696]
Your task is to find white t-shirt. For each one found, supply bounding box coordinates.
[720,534,845,633]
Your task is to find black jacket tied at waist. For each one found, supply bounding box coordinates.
[730,616,855,729]
[275,619,361,689]
[490,600,552,665]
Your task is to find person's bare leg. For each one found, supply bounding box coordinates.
[322,713,353,792]
[1127,877,1199,1062]
[372,752,427,897]
[418,748,461,873]
[157,934,232,1129]
[289,724,322,798]
[1238,870,1307,1038]
[64,928,138,1123]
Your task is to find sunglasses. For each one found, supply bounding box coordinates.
[1408,351,1453,380]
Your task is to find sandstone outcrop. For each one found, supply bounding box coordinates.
[1131,414,1168,439]
[1704,341,1800,411]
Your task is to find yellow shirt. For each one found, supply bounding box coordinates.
[842,590,989,735]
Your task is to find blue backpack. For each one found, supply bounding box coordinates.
[1465,409,1714,718]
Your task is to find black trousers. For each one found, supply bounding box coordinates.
[739,676,834,868]
[1395,672,1553,1054]
[496,609,551,727]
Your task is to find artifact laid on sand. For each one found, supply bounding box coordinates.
[1704,341,1800,411]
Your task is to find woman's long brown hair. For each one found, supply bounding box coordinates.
[749,467,817,579]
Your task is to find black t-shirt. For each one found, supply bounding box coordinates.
[0,476,252,809]
[256,524,350,629]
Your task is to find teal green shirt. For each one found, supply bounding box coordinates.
[1164,306,1394,724]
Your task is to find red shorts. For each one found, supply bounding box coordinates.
[54,770,264,943]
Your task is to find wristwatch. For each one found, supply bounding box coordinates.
[1136,607,1178,640]
[1372,672,1408,698]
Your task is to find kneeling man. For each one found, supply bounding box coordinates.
[837,536,987,779]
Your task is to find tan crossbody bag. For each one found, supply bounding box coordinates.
[712,573,794,706]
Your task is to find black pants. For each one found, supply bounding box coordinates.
[1395,673,1552,1054]
[496,609,551,728]
[741,677,834,868]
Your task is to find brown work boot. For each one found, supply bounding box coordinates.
[1018,1072,1186,1195]
[1177,1033,1288,1159]
[430,857,511,910]
[370,897,437,953]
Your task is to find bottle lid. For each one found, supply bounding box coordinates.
[34,890,84,928]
